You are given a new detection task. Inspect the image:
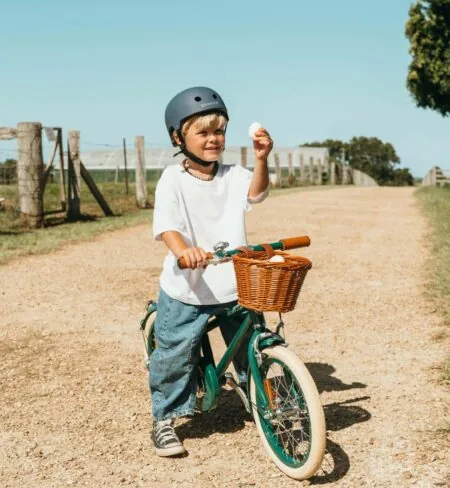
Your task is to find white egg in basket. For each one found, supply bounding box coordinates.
[268,255,285,263]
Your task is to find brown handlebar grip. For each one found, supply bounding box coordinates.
[177,252,214,269]
[280,236,311,250]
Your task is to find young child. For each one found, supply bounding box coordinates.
[150,86,273,457]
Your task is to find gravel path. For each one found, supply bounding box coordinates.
[1,186,448,488]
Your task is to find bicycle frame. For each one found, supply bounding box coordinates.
[140,300,285,417]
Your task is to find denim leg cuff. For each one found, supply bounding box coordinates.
[153,408,195,422]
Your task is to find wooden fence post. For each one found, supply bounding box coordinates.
[323,156,330,183]
[274,153,282,187]
[67,130,81,220]
[0,126,18,140]
[240,146,247,168]
[309,156,314,184]
[330,160,336,185]
[123,137,129,195]
[135,136,149,208]
[56,129,67,210]
[342,164,349,185]
[288,153,294,177]
[299,153,306,183]
[316,158,323,185]
[16,122,44,227]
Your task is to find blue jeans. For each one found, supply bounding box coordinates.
[149,288,251,421]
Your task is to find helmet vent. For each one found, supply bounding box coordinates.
[212,94,218,99]
[194,96,202,102]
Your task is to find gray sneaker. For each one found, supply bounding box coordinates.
[152,419,186,457]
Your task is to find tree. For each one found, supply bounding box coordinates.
[405,0,450,116]
[347,137,401,185]
[301,138,414,186]
[301,139,347,160]
[392,168,415,186]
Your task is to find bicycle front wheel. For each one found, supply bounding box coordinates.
[249,345,326,480]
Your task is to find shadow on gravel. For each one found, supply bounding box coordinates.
[304,362,371,485]
[305,362,371,431]
[324,396,371,432]
[177,389,252,441]
[306,362,367,394]
[310,438,351,485]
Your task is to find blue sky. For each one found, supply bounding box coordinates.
[1,0,448,177]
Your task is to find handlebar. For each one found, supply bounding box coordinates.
[177,236,311,270]
[279,236,310,250]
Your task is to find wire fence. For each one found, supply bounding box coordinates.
[1,127,377,231]
[2,130,332,186]
[0,143,370,189]
[0,144,18,185]
[0,165,17,185]
[0,139,57,185]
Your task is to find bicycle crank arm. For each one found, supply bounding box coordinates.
[225,373,251,414]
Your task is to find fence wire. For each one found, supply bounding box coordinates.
[0,165,17,185]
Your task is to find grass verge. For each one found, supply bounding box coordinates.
[415,186,450,380]
[0,182,154,265]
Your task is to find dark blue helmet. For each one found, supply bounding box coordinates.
[165,86,229,146]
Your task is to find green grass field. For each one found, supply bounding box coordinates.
[415,186,450,380]
[0,181,155,264]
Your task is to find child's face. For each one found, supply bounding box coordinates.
[183,122,225,162]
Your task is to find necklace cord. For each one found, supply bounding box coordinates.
[183,160,218,181]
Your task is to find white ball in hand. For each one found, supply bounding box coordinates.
[248,122,262,139]
[269,255,285,263]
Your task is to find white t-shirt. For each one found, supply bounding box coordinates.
[153,163,266,305]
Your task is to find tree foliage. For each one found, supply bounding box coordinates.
[301,138,414,186]
[302,139,346,159]
[347,137,400,185]
[405,0,450,116]
[0,158,17,167]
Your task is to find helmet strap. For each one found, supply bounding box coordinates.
[173,130,220,167]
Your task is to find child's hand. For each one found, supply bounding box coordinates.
[179,247,209,269]
[253,128,273,162]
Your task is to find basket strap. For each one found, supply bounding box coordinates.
[261,244,275,259]
[235,246,252,258]
[236,244,275,259]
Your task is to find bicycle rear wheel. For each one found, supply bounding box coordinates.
[249,346,326,480]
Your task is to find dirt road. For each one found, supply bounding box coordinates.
[1,187,448,487]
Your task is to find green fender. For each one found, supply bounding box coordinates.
[248,331,286,416]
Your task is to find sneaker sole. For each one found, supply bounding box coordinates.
[155,445,186,457]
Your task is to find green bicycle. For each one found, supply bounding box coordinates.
[140,236,326,480]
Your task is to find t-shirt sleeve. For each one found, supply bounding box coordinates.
[232,165,269,211]
[152,169,185,241]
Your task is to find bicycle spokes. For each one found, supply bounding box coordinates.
[262,360,312,463]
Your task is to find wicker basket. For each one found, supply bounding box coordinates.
[232,244,312,313]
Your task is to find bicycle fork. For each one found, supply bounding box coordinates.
[247,316,287,421]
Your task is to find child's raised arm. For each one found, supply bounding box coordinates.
[248,127,272,199]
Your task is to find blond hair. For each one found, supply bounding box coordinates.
[181,112,227,136]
